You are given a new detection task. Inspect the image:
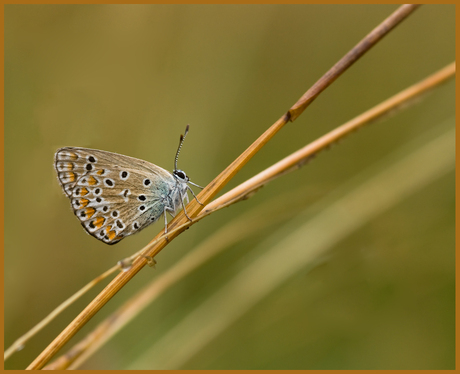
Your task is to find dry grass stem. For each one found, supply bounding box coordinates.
[9,60,454,364]
[44,193,305,369]
[288,4,420,121]
[42,61,453,369]
[133,126,453,369]
[204,62,455,212]
[25,5,422,369]
[3,265,120,360]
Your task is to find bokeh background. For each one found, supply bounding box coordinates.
[5,4,455,369]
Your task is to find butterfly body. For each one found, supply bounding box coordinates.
[55,134,200,245]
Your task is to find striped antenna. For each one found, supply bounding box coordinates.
[174,125,189,171]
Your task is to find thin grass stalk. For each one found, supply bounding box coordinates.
[133,125,454,369]
[43,62,453,369]
[3,265,119,361]
[288,3,421,120]
[25,5,420,369]
[204,62,455,212]
[44,191,308,370]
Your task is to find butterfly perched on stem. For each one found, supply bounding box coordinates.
[54,125,203,245]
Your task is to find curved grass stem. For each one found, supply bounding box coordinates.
[37,61,454,369]
[23,4,426,369]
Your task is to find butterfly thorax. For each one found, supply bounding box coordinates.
[168,170,190,214]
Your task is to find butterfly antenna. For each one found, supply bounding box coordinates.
[174,125,189,171]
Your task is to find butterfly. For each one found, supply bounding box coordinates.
[54,125,203,245]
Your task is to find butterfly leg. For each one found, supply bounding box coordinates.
[186,185,204,206]
[179,189,193,222]
[164,206,175,233]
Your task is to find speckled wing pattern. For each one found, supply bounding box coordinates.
[54,147,178,244]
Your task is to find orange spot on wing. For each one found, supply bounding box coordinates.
[60,172,76,183]
[80,188,89,196]
[96,169,105,175]
[79,198,89,208]
[58,151,78,161]
[87,176,98,185]
[93,216,105,229]
[107,230,117,241]
[58,162,74,171]
[85,207,96,219]
[105,226,112,234]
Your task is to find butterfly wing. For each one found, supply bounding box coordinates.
[55,147,176,244]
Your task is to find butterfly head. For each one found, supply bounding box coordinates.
[173,126,204,191]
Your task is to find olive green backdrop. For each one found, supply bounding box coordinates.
[5,4,455,369]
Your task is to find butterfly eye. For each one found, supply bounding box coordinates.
[174,170,188,181]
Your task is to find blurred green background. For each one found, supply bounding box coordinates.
[5,4,454,369]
